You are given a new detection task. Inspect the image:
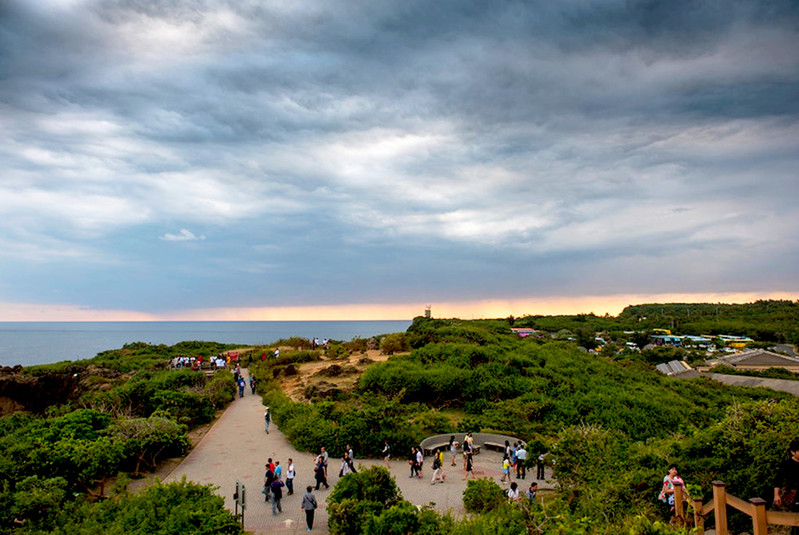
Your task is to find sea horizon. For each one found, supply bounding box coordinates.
[0,320,413,368]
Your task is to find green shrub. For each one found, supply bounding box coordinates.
[462,478,507,513]
[55,478,242,534]
[328,466,403,535]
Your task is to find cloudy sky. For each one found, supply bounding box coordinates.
[1,0,797,321]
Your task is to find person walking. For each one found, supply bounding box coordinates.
[286,458,295,495]
[345,445,357,474]
[537,452,547,480]
[409,447,418,478]
[339,454,350,478]
[463,450,476,480]
[416,447,424,479]
[317,447,329,479]
[314,457,329,490]
[449,435,458,466]
[249,376,257,394]
[382,440,391,469]
[270,477,284,515]
[516,443,527,479]
[264,407,271,434]
[264,463,275,503]
[301,486,318,531]
[430,449,446,484]
[501,454,512,482]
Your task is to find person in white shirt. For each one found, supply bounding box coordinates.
[516,444,528,479]
[507,481,521,502]
[286,458,295,495]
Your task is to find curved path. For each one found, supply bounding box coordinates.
[165,369,556,533]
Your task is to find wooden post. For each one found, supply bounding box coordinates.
[713,481,728,535]
[749,498,767,535]
[673,482,685,526]
[692,497,705,535]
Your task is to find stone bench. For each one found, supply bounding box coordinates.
[482,441,506,453]
[419,433,523,458]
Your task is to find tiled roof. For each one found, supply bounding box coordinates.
[708,349,799,367]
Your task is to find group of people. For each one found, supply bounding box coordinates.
[263,456,320,531]
[507,480,539,503]
[169,354,230,370]
[233,364,256,398]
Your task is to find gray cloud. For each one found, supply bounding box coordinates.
[0,0,797,314]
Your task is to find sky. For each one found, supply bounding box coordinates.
[1,0,798,322]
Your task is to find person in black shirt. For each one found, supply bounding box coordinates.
[773,438,799,535]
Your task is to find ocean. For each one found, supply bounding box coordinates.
[0,320,412,368]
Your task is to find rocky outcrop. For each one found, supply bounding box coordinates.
[0,365,125,416]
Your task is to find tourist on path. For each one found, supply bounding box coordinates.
[449,435,458,466]
[501,454,512,482]
[316,447,329,478]
[264,463,275,502]
[382,440,391,469]
[314,458,329,490]
[430,449,445,484]
[286,458,295,495]
[463,451,476,480]
[237,377,245,398]
[508,481,521,502]
[270,477,285,515]
[537,452,547,480]
[264,407,271,434]
[274,460,282,481]
[301,486,318,531]
[345,445,357,473]
[249,376,257,394]
[516,444,527,479]
[409,447,418,478]
[415,447,424,479]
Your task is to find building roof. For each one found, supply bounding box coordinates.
[707,349,799,368]
[656,360,694,376]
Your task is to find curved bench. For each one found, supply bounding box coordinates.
[420,433,524,457]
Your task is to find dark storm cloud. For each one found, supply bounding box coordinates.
[0,0,797,314]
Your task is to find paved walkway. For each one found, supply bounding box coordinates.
[699,372,799,397]
[165,369,556,534]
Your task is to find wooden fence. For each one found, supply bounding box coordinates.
[671,481,799,534]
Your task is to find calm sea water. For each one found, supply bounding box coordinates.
[0,320,412,367]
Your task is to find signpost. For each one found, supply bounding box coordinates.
[233,479,246,529]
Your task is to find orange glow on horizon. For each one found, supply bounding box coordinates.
[0,291,796,322]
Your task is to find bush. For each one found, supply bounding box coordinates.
[328,466,403,535]
[56,478,243,534]
[462,478,507,513]
[380,333,408,355]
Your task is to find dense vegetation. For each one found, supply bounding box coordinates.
[253,311,799,534]
[0,342,242,535]
[516,299,799,344]
[2,299,796,534]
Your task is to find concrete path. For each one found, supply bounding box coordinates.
[702,373,799,397]
[165,369,557,534]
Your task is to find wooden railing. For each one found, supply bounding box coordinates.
[671,480,799,534]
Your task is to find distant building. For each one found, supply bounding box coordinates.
[655,360,697,377]
[511,328,542,338]
[651,335,682,347]
[699,349,799,373]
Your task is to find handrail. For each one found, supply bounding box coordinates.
[677,480,799,535]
